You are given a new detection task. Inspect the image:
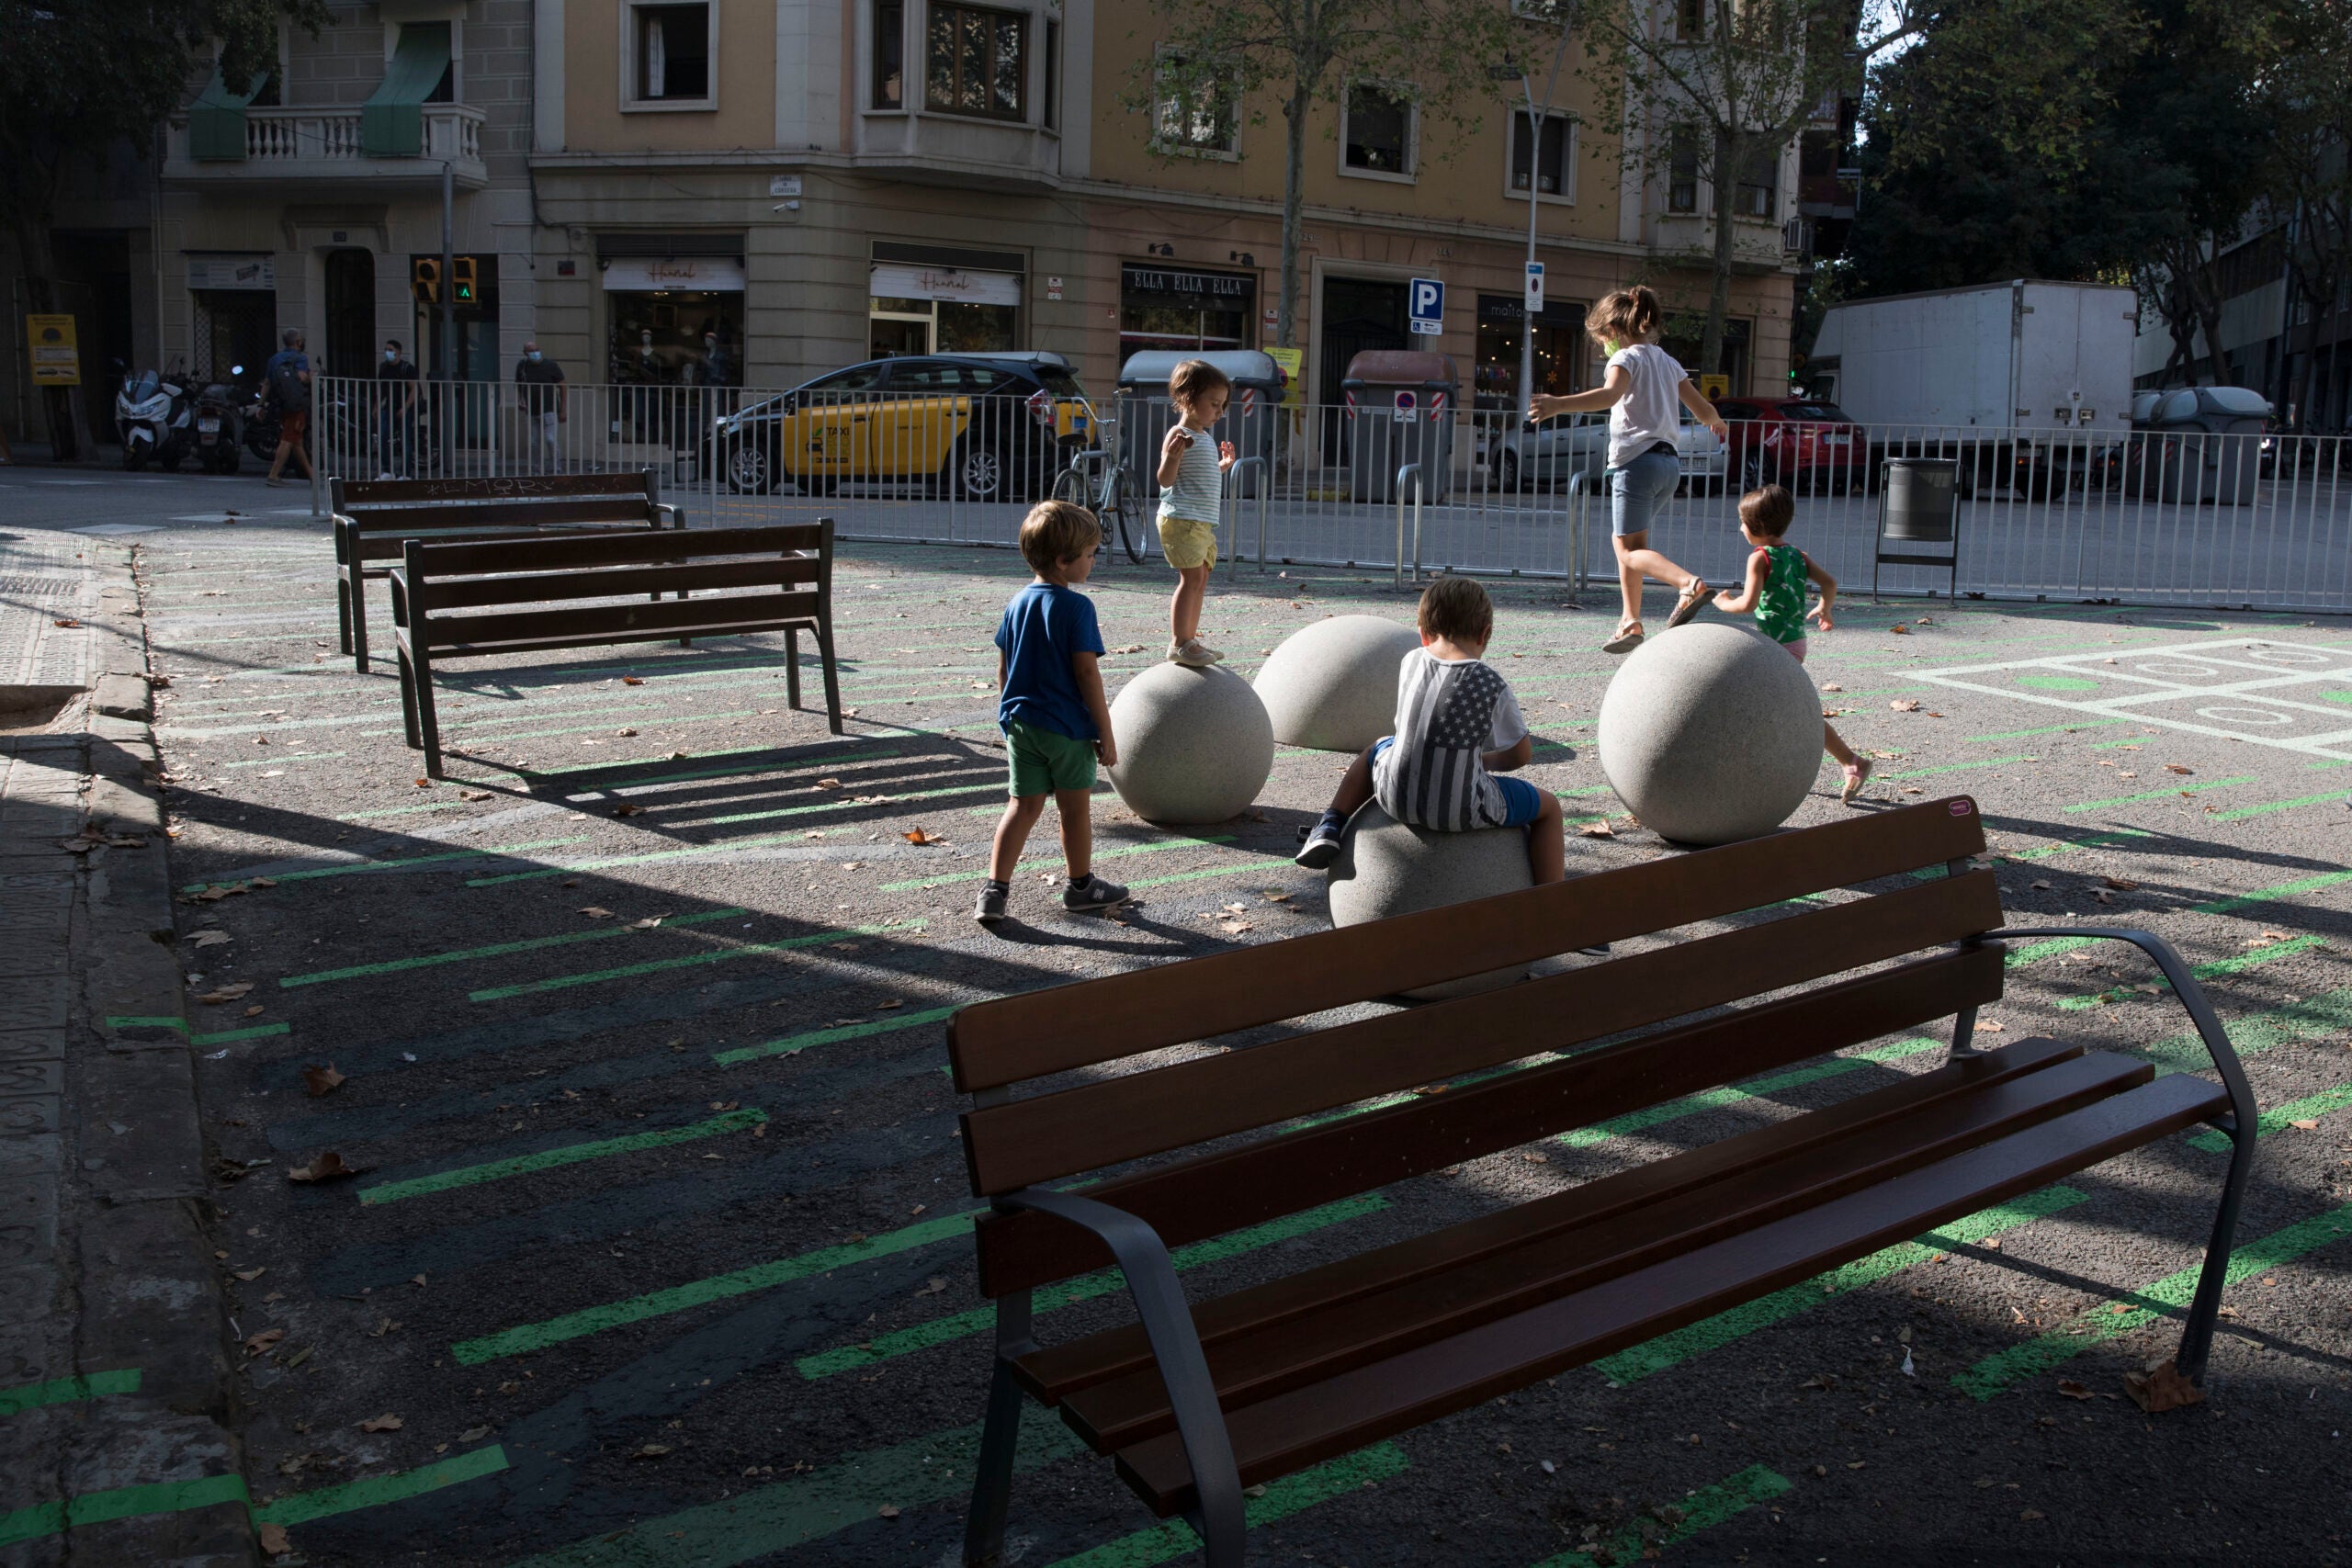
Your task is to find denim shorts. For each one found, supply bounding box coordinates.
[1371,737,1545,828]
[1607,446,1681,536]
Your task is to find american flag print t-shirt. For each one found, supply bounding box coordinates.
[1371,648,1531,830]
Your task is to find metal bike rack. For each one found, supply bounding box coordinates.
[1222,455,1270,577]
[1393,462,1425,589]
[1565,470,1593,594]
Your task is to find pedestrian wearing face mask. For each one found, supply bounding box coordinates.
[514,341,567,472]
[375,339,418,479]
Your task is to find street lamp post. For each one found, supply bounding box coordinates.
[1492,20,1573,423]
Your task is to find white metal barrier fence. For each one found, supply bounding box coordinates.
[311,377,2352,613]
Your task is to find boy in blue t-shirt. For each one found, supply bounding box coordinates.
[978,501,1127,924]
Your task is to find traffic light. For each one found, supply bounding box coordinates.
[452,256,478,304]
[411,257,441,304]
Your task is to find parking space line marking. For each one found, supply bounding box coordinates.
[1042,1442,1412,1568]
[2143,987,2352,1077]
[2054,933,2324,1011]
[180,835,592,895]
[357,1110,767,1205]
[2208,788,2352,821]
[711,1006,956,1066]
[1530,1464,1792,1568]
[877,833,1235,893]
[0,1473,249,1549]
[250,1445,510,1529]
[465,920,921,1002]
[2188,1082,2352,1153]
[278,907,749,988]
[2062,775,2258,813]
[0,1369,139,1416]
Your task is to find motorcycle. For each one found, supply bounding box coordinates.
[192,366,247,475]
[115,361,194,471]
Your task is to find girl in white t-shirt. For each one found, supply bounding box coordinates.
[1530,287,1728,653]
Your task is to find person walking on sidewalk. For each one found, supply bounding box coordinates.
[375,339,419,479]
[514,341,568,473]
[263,329,315,489]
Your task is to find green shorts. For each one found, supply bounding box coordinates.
[1004,720,1098,796]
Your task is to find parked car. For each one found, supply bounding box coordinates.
[1491,405,1725,494]
[703,352,1099,501]
[1713,397,1866,492]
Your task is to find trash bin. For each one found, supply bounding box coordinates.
[1340,351,1459,503]
[1115,349,1284,501]
[1881,457,1958,540]
[2151,386,2268,505]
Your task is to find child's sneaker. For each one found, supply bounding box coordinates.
[973,879,1009,924]
[1295,808,1348,869]
[1063,873,1128,912]
[1169,637,1222,668]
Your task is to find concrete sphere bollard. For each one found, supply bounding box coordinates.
[1596,622,1821,846]
[1104,662,1275,825]
[1326,803,1533,999]
[1253,615,1423,752]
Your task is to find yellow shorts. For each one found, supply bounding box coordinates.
[1157,513,1219,571]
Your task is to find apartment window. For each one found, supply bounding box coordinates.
[1736,152,1777,219]
[1045,17,1060,130]
[927,3,1026,121]
[1668,133,1699,212]
[1677,0,1708,39]
[629,3,712,105]
[1154,53,1238,156]
[873,1,904,108]
[1510,114,1568,197]
[1343,83,1415,177]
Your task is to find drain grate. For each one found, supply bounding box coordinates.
[0,576,88,599]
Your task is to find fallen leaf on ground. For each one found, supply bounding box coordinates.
[875,998,903,1010]
[579,907,615,919]
[813,778,844,790]
[902,828,942,845]
[1110,643,1146,654]
[301,1065,345,1097]
[2289,1117,2320,1130]
[258,1521,291,1556]
[413,778,431,788]
[360,1414,402,1433]
[244,1005,264,1017]
[630,1443,671,1459]
[460,1426,491,1442]
[1890,699,1921,712]
[52,617,81,628]
[244,1328,285,1356]
[287,1152,362,1183]
[458,789,492,802]
[1579,820,1615,838]
[2165,764,2192,774]
[2056,1379,2096,1401]
[621,676,645,686]
[197,982,255,1004]
[232,1267,266,1282]
[914,1278,948,1297]
[1974,1021,2005,1032]
[1820,682,1843,692]
[190,930,232,948]
[630,916,669,930]
[614,803,645,818]
[2030,881,2051,890]
[2123,1357,2204,1413]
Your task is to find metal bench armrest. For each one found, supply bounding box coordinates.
[653,502,683,527]
[995,1187,1245,1560]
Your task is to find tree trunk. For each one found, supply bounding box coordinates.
[1699,128,1738,378]
[8,216,84,462]
[1281,83,1308,353]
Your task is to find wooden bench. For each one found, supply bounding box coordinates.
[389,520,839,777]
[333,471,681,674]
[944,796,2256,1565]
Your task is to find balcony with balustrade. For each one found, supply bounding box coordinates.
[163,103,488,193]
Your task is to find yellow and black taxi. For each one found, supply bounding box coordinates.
[705,351,1098,500]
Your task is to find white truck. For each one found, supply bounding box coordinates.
[1808,280,2140,495]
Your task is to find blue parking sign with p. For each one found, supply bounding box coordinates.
[1408,277,1443,335]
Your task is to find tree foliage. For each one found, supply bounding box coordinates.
[2257,0,2352,418]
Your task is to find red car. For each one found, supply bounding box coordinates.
[1713,397,1867,493]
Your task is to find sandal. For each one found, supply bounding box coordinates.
[1840,758,1872,805]
[1666,579,1716,629]
[1602,619,1645,654]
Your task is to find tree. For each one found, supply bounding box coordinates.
[2256,0,2352,423]
[0,0,326,457]
[1131,0,1518,351]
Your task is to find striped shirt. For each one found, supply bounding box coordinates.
[1157,426,1224,525]
[1372,649,1531,830]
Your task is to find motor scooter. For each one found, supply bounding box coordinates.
[192,366,247,475]
[115,361,195,471]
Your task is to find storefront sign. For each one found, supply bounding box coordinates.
[1122,265,1252,301]
[869,263,1022,306]
[186,254,276,291]
[602,256,747,292]
[27,315,78,386]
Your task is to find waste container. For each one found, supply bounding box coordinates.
[1116,349,1284,501]
[1881,457,1958,540]
[2150,386,2268,505]
[1341,351,1459,503]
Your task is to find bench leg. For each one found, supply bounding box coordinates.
[961,1356,1027,1567]
[351,578,372,675]
[784,626,802,711]
[414,660,445,778]
[336,569,354,656]
[2174,1121,2256,1383]
[817,620,843,736]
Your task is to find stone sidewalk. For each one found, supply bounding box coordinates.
[2,531,252,1567]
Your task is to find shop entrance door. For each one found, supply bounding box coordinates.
[1317,277,1408,466]
[323,249,376,378]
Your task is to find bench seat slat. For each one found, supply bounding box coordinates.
[413,524,822,577]
[1110,1072,2230,1516]
[962,871,2002,1194]
[349,500,670,535]
[414,555,819,608]
[949,799,1989,1092]
[1012,1036,2086,1404]
[974,944,2005,1297]
[407,592,820,652]
[1058,1049,2153,1450]
[338,473,655,504]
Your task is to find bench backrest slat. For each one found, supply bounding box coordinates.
[334,472,657,509]
[974,941,2004,1296]
[413,524,824,577]
[420,555,820,610]
[349,500,666,541]
[423,591,821,649]
[959,869,2000,1196]
[949,801,1988,1092]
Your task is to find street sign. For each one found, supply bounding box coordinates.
[1524,262,1545,314]
[1392,390,1418,423]
[1698,372,1730,400]
[26,314,78,387]
[1408,276,1444,336]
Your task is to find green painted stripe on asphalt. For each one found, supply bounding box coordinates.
[357,1111,767,1205]
[221,750,346,768]
[338,801,467,822]
[711,1007,956,1066]
[2054,934,2325,1011]
[876,833,1235,892]
[2143,987,2352,1077]
[466,921,920,1002]
[2188,1082,2352,1153]
[798,1196,1387,1379]
[250,1444,510,1528]
[2208,788,2352,822]
[1532,1464,1793,1568]
[467,825,855,887]
[1043,1442,1412,1568]
[1128,862,1293,890]
[2191,868,2352,916]
[1951,1200,2352,1400]
[1558,1039,1940,1150]
[451,1209,982,1364]
[1968,719,2127,741]
[600,746,924,795]
[1996,828,2154,865]
[103,1017,292,1045]
[2062,774,2256,812]
[0,1369,139,1416]
[1591,1187,2088,1385]
[180,835,592,895]
[0,1472,249,1548]
[1882,753,2031,781]
[686,778,1006,829]
[277,907,748,988]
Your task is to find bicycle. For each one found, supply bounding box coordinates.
[1050,417,1147,564]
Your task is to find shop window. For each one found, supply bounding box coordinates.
[1510,114,1569,198]
[1735,151,1777,219]
[628,3,713,107]
[1120,264,1256,355]
[1668,131,1700,213]
[926,2,1025,121]
[1154,52,1238,157]
[1342,83,1415,177]
[1473,293,1588,412]
[873,1,904,108]
[868,260,1022,357]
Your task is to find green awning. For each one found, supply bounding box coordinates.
[188,66,269,162]
[361,22,451,158]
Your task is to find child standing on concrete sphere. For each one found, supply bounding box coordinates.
[1705,484,1872,804]
[1154,358,1237,667]
[1295,576,1566,882]
[976,501,1129,925]
[1528,285,1727,655]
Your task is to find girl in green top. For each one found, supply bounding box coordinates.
[1708,485,1872,804]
